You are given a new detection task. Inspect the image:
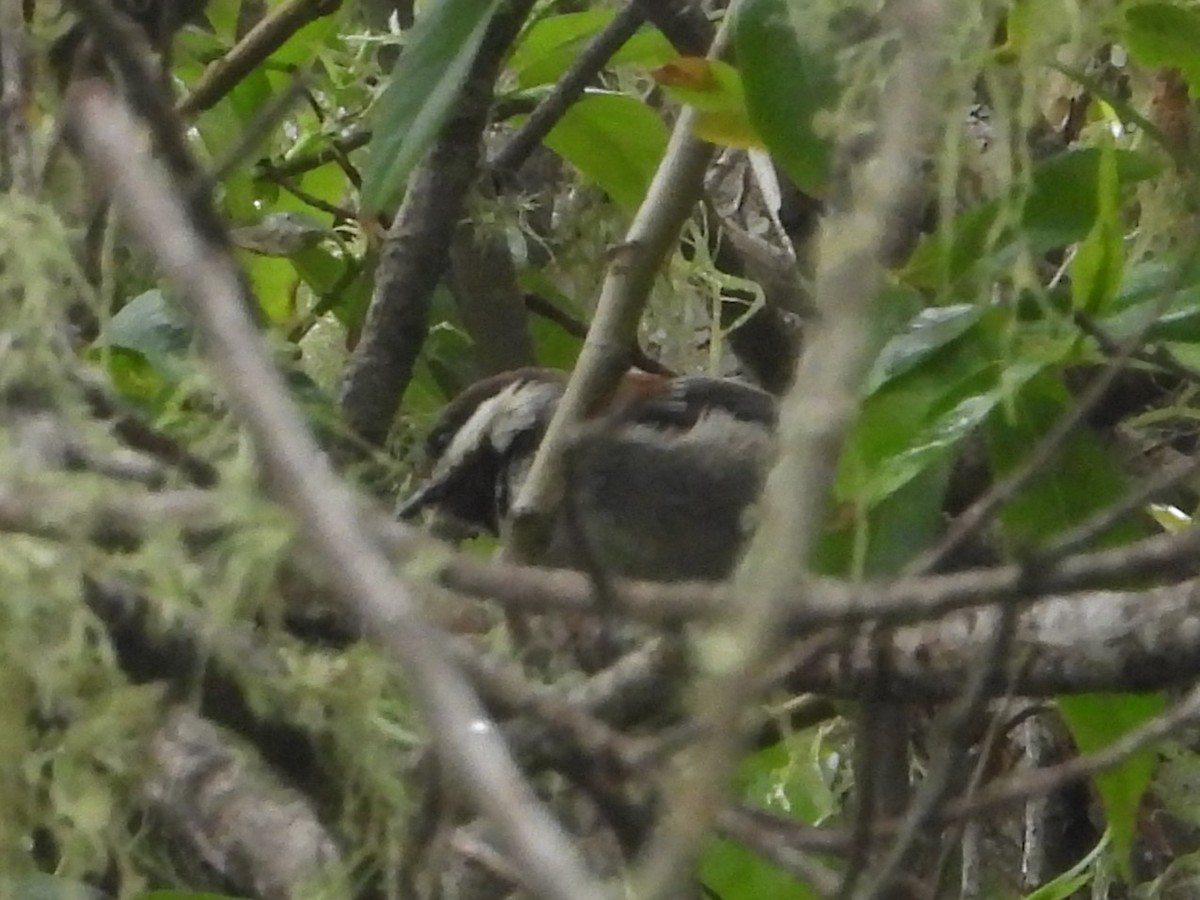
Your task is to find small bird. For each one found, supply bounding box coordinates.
[398,368,777,581]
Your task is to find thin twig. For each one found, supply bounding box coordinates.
[490,0,645,178]
[257,127,370,179]
[944,682,1200,821]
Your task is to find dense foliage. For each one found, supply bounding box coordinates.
[9,0,1200,898]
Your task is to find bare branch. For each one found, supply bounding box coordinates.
[67,81,607,900]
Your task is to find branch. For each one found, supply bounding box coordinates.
[637,3,950,893]
[504,31,723,563]
[67,81,607,900]
[177,0,341,117]
[146,707,343,900]
[0,0,34,195]
[336,0,537,452]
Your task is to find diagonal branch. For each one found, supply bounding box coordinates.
[503,14,730,564]
[66,80,607,900]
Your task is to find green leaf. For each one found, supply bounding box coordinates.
[1023,148,1158,249]
[267,13,338,67]
[1100,256,1200,344]
[240,252,298,325]
[361,0,505,212]
[859,458,954,575]
[541,91,668,210]
[509,9,611,86]
[842,323,998,505]
[985,373,1142,548]
[507,9,675,87]
[905,148,1159,289]
[736,0,837,193]
[1071,137,1124,315]
[101,289,192,380]
[1122,3,1200,97]
[865,304,984,394]
[701,740,827,900]
[701,838,820,900]
[1058,695,1164,880]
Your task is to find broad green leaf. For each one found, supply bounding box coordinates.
[1122,4,1200,97]
[1100,257,1200,344]
[608,27,677,72]
[226,67,273,125]
[508,9,675,87]
[504,9,676,86]
[865,304,984,394]
[854,390,1001,506]
[736,0,837,193]
[652,58,761,148]
[290,246,344,292]
[268,13,339,67]
[202,0,241,41]
[841,323,997,505]
[509,9,612,86]
[1027,150,1156,250]
[701,838,820,900]
[1023,149,1158,249]
[290,163,347,219]
[1071,137,1124,314]
[541,91,668,210]
[844,311,1072,508]
[1058,695,1164,880]
[853,458,953,576]
[361,0,505,212]
[101,290,191,381]
[137,891,248,900]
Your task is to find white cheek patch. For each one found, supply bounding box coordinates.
[432,379,563,480]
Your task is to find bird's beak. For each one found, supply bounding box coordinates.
[395,481,439,520]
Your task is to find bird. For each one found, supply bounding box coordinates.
[397,367,777,582]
